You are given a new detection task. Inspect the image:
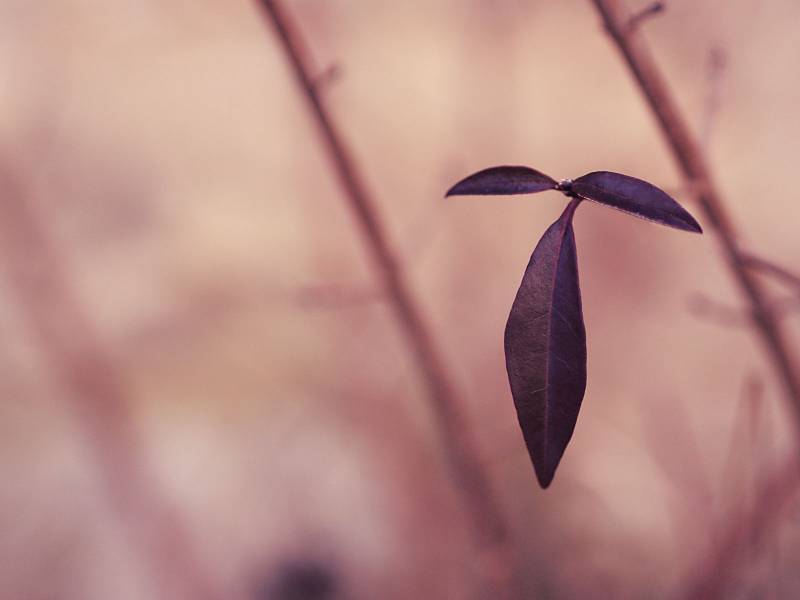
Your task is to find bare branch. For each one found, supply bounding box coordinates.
[688,293,800,328]
[589,3,800,598]
[589,0,800,423]
[687,293,749,327]
[743,253,800,292]
[254,1,515,597]
[626,1,665,32]
[680,453,800,599]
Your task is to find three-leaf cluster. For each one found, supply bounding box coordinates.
[447,166,702,488]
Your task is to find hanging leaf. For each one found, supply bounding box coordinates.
[571,171,702,233]
[504,199,587,488]
[446,166,557,197]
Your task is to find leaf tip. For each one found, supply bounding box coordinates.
[535,468,555,489]
[444,183,462,198]
[674,212,703,233]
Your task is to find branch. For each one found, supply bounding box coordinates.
[589,2,800,597]
[255,1,515,596]
[0,166,220,599]
[589,0,800,423]
[688,293,800,328]
[742,253,800,292]
[680,453,800,599]
[625,1,665,32]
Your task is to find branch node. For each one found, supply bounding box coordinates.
[313,62,343,91]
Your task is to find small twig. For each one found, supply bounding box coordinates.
[679,453,800,599]
[255,1,515,597]
[688,293,749,327]
[625,1,665,32]
[743,253,800,292]
[688,293,800,328]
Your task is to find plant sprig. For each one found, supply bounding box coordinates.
[448,165,701,487]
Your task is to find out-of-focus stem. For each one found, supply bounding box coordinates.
[588,0,800,411]
[0,165,219,600]
[742,253,800,291]
[588,2,800,598]
[255,1,515,597]
[681,454,800,599]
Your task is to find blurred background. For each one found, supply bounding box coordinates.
[1,1,800,598]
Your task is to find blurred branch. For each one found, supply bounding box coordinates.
[589,3,800,597]
[255,1,515,597]
[680,452,800,599]
[689,292,800,329]
[589,0,800,427]
[687,293,748,327]
[625,1,665,32]
[313,62,342,91]
[0,167,220,599]
[688,293,800,327]
[717,374,765,545]
[743,253,800,291]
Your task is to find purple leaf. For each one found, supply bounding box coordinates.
[504,199,587,488]
[446,166,557,197]
[571,171,702,233]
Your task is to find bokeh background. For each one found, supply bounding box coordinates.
[2,1,800,598]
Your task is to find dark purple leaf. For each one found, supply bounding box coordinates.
[571,171,702,233]
[504,199,587,488]
[446,166,557,197]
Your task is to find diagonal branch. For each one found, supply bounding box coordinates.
[742,253,800,292]
[589,0,800,416]
[255,1,515,596]
[588,2,800,597]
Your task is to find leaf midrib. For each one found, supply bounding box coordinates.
[541,216,572,471]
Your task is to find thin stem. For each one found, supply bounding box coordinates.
[588,1,800,596]
[680,454,800,599]
[255,0,514,596]
[742,253,800,291]
[625,1,665,32]
[589,0,800,417]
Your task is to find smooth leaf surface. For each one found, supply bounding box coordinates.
[571,171,702,233]
[446,166,557,197]
[504,199,587,488]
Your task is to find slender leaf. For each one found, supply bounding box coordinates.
[446,166,557,197]
[504,199,587,488]
[571,171,702,233]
